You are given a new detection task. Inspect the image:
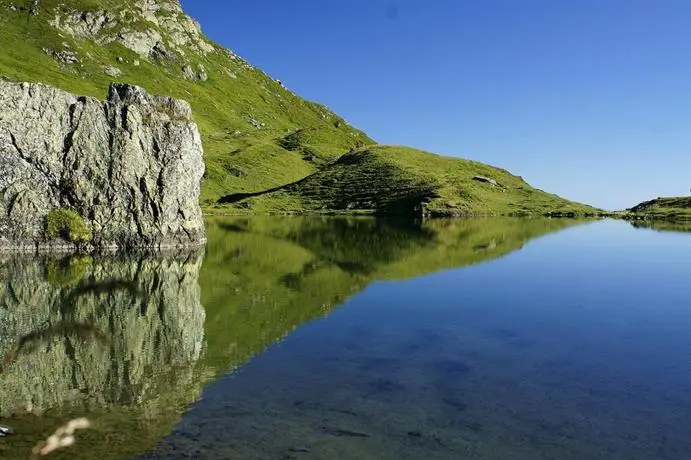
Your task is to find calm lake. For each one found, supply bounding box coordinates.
[1,217,691,459]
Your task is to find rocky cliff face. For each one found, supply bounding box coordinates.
[0,81,205,251]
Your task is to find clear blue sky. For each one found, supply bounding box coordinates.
[180,0,691,210]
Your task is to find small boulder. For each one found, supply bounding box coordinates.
[102,66,122,77]
[472,175,499,187]
[197,65,208,81]
[42,47,80,64]
[226,165,246,177]
[152,41,175,60]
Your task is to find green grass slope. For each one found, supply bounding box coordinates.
[218,145,598,216]
[625,197,691,220]
[0,0,373,206]
[0,0,595,215]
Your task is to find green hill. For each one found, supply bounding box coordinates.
[0,0,595,215]
[626,197,691,220]
[217,145,598,216]
[0,0,372,204]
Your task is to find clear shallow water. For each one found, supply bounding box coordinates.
[2,217,691,459]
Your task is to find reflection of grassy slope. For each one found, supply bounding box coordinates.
[630,220,691,234]
[377,218,584,279]
[226,146,599,216]
[199,218,370,371]
[199,217,588,373]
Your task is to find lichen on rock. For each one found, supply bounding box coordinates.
[45,208,92,244]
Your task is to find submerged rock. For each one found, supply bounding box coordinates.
[0,81,205,251]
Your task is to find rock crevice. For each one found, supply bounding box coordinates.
[0,81,205,251]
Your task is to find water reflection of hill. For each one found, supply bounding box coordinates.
[199,217,586,374]
[0,217,585,459]
[629,220,691,234]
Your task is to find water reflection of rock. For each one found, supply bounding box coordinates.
[0,252,205,457]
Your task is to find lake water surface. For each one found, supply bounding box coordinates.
[1,217,691,459]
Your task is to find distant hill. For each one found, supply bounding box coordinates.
[627,197,691,220]
[0,0,595,215]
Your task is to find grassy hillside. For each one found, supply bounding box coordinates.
[0,0,373,206]
[217,145,598,216]
[625,197,691,220]
[0,0,595,215]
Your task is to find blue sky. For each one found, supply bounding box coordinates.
[180,0,691,210]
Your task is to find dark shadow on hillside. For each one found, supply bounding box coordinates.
[217,174,314,204]
[217,157,442,216]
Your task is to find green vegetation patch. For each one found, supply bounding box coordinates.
[45,209,93,243]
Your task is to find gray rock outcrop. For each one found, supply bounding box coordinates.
[0,81,205,251]
[49,0,215,59]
